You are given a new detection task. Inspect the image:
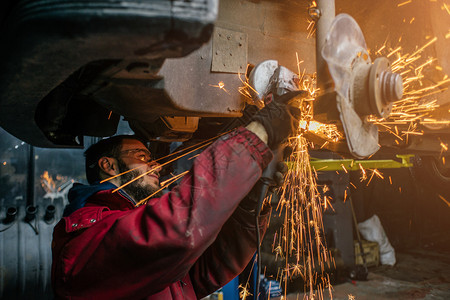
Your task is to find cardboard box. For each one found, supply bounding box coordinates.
[354,240,380,267]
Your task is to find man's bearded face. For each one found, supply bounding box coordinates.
[116,157,162,202]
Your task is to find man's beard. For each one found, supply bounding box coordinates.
[117,159,162,203]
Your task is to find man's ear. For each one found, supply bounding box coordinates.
[98,157,118,177]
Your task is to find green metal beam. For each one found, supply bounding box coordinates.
[306,154,415,171]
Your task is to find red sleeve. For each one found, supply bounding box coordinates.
[56,127,273,298]
[189,205,270,298]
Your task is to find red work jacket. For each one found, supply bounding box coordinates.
[51,127,273,299]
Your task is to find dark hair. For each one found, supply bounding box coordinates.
[84,135,147,184]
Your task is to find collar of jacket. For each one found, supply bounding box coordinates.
[63,185,136,233]
[64,181,136,217]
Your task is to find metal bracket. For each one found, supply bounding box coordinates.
[211,27,247,73]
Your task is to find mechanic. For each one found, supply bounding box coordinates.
[51,97,298,299]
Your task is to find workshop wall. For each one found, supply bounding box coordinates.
[350,167,450,252]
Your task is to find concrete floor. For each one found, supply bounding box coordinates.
[287,248,450,300]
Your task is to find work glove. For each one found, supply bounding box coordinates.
[268,145,292,193]
[252,91,304,149]
[240,153,290,213]
[271,161,289,191]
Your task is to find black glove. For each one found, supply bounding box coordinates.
[252,91,304,149]
[273,161,288,188]
[240,156,290,213]
[269,146,292,193]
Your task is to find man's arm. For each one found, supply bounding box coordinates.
[188,197,271,298]
[246,121,268,144]
[187,120,290,298]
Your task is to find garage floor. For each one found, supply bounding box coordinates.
[288,246,450,300]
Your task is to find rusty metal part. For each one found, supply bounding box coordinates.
[160,117,199,133]
[129,116,199,142]
[351,54,372,116]
[211,27,248,73]
[86,39,245,119]
[368,57,403,118]
[352,57,403,118]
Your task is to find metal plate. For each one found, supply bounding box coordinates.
[211,27,247,73]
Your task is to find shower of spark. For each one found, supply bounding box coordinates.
[233,50,340,298]
[273,76,334,298]
[239,2,448,297]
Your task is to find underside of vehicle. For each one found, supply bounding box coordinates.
[0,0,448,152]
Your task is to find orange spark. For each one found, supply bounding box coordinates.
[387,46,402,57]
[376,44,386,55]
[341,164,348,173]
[438,194,450,207]
[210,81,230,95]
[105,138,218,191]
[136,170,189,206]
[410,37,437,57]
[443,3,450,15]
[373,169,384,179]
[359,163,367,181]
[398,0,412,7]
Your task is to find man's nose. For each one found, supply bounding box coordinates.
[148,161,162,173]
